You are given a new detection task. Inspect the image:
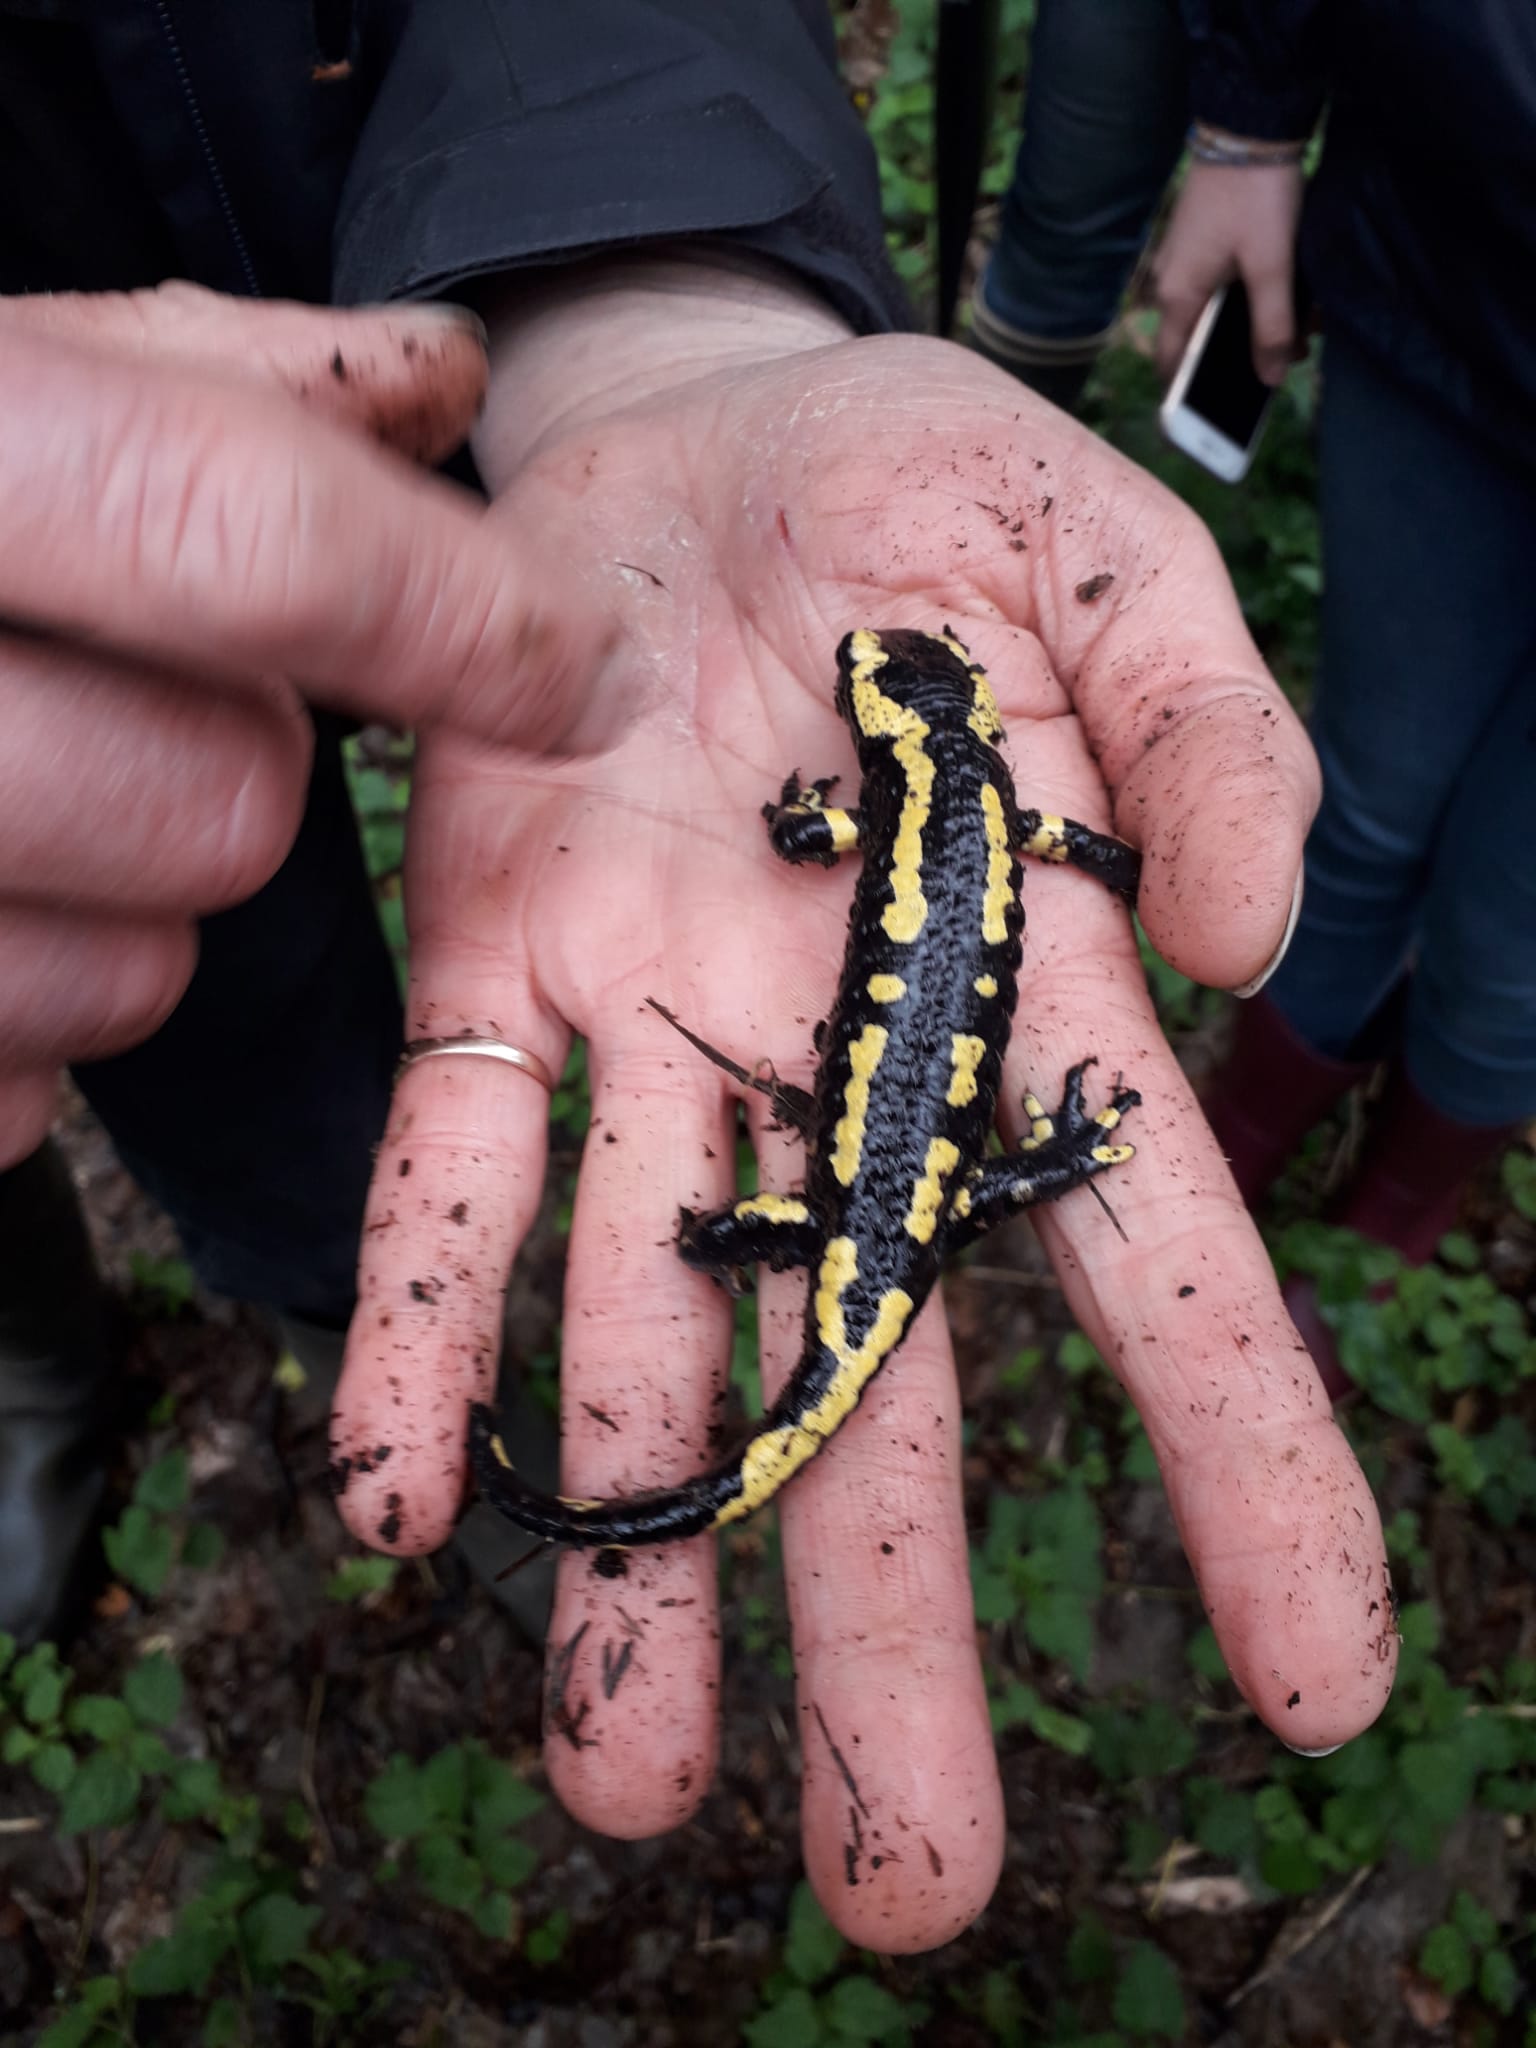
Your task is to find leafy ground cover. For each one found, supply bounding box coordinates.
[3,5,1533,2041]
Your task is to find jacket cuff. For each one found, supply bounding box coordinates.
[1190,51,1326,141]
[333,97,910,338]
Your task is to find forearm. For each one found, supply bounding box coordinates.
[472,247,853,492]
[1180,0,1332,142]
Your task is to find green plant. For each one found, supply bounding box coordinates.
[365,1739,545,1940]
[971,1476,1104,1683]
[126,1251,197,1320]
[101,1446,226,1598]
[324,1555,399,1603]
[1418,1890,1523,2017]
[744,1883,927,2046]
[1274,1218,1536,1422]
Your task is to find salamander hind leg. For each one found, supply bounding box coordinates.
[945,1060,1141,1249]
[763,772,862,868]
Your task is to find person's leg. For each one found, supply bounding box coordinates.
[971,0,1189,407]
[72,717,401,1326]
[1399,639,1536,1131]
[0,1139,123,1640]
[1205,332,1536,1209]
[1267,335,1536,1063]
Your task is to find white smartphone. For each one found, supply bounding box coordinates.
[1159,281,1274,483]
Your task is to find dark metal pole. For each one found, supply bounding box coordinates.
[934,0,1002,338]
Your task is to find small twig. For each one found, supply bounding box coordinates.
[1087,1178,1130,1243]
[69,1833,99,1984]
[1145,1837,1197,1918]
[300,1673,336,1862]
[951,1264,1060,1291]
[1227,1864,1373,2005]
[0,1815,46,1834]
[1105,1582,1203,1603]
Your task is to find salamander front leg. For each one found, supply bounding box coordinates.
[944,1060,1141,1252]
[763,773,863,869]
[1012,804,1141,905]
[677,1195,824,1297]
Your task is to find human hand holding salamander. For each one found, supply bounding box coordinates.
[331,254,1397,1952]
[0,283,616,1170]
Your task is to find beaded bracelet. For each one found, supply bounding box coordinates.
[1189,120,1309,167]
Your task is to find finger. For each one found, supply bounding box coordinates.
[1035,1111,1397,1751]
[540,1037,735,1840]
[0,901,197,1066]
[0,281,489,466]
[0,634,311,915]
[996,774,1395,1749]
[972,497,1318,993]
[0,323,614,753]
[1243,257,1298,386]
[761,1167,1005,1952]
[1152,284,1207,387]
[331,1011,566,1556]
[0,1071,62,1172]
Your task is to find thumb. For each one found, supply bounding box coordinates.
[0,281,488,466]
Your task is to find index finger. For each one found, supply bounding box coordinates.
[0,324,616,754]
[0,282,491,466]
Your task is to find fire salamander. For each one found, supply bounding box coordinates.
[469,626,1142,1561]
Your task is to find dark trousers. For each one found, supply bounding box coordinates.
[1268,334,1536,1124]
[69,720,401,1322]
[982,0,1188,345]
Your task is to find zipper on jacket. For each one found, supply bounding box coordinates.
[153,0,261,297]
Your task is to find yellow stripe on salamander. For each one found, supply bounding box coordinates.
[979,782,1015,944]
[867,974,907,1004]
[1024,814,1070,862]
[946,1033,988,1108]
[830,1022,888,1187]
[733,1195,812,1225]
[849,648,936,947]
[715,1234,914,1523]
[904,1136,961,1244]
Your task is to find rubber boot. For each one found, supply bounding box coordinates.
[1285,1065,1520,1398]
[1200,994,1376,1208]
[0,1140,124,1644]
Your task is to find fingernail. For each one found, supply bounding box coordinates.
[1283,1740,1344,1758]
[411,302,490,349]
[358,299,490,349]
[1230,868,1304,999]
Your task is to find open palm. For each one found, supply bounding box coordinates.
[333,335,1396,1950]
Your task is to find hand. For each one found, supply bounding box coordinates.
[1151,159,1305,387]
[0,284,616,1167]
[331,259,1396,1952]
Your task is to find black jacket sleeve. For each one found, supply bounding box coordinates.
[1181,1,1333,140]
[332,0,910,335]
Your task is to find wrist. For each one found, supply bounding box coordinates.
[1189,120,1310,167]
[471,245,852,489]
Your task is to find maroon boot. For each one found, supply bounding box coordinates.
[1286,1065,1521,1398]
[1200,995,1377,1208]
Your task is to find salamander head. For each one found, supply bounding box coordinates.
[834,626,1005,750]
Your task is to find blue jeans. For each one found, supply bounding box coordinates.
[1268,334,1536,1125]
[981,0,1188,349]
